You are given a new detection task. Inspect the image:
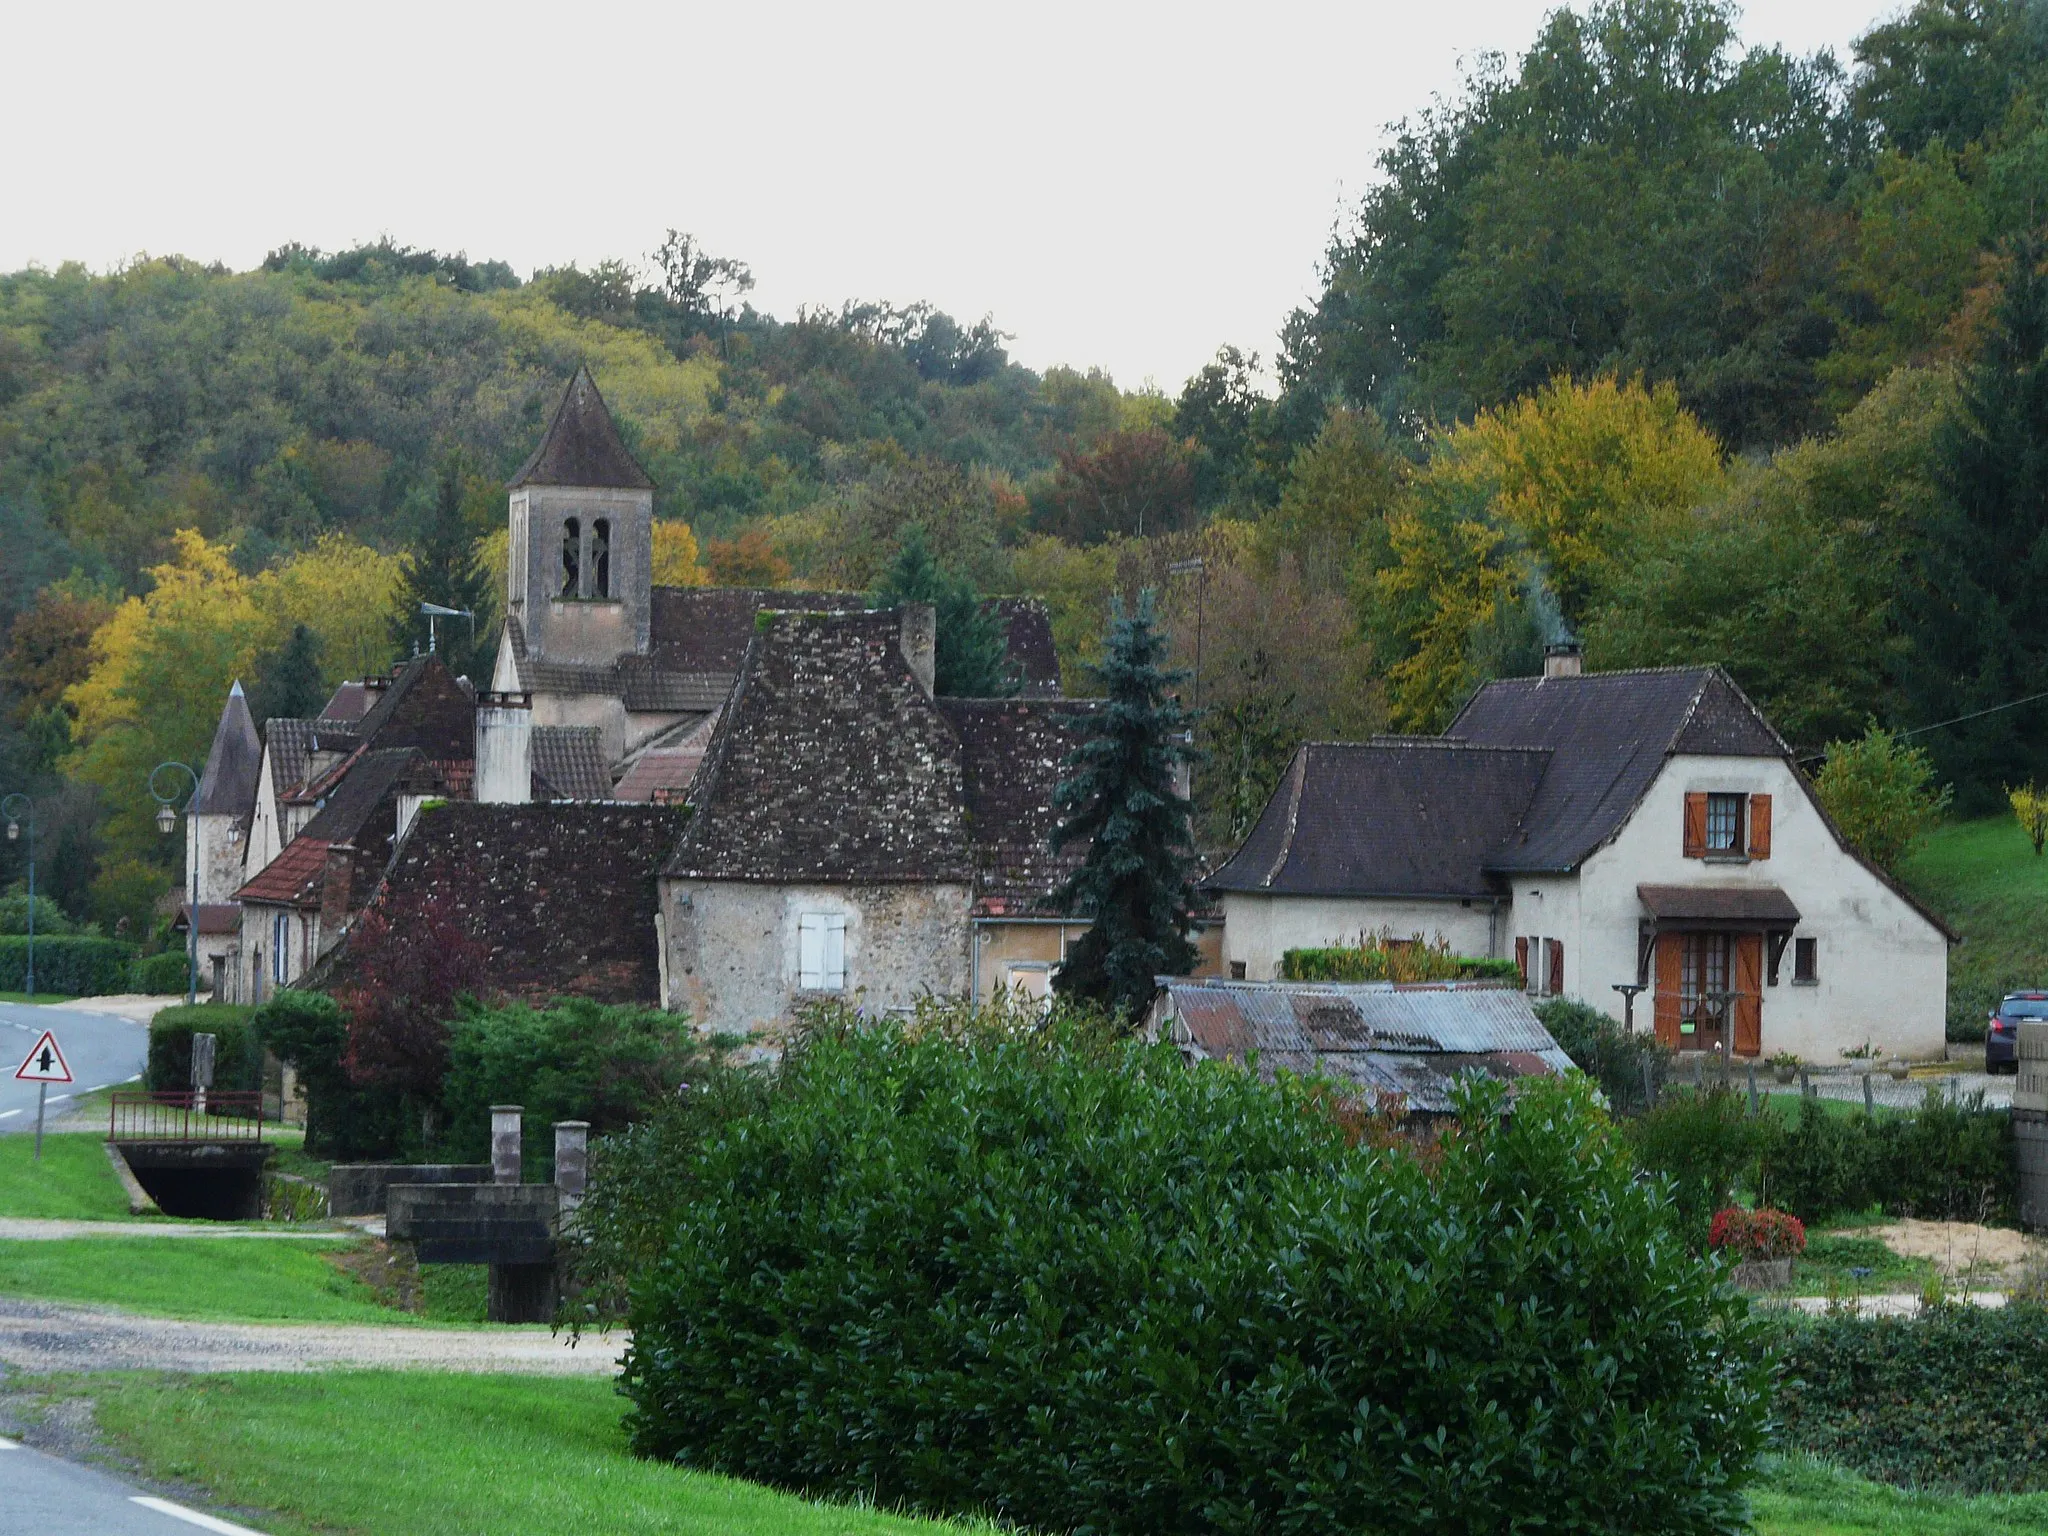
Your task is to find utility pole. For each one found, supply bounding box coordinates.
[150,762,201,1006]
[3,795,34,998]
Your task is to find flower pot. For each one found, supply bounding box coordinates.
[1730,1257,1794,1291]
[1773,1065,1796,1084]
[1889,1060,1911,1082]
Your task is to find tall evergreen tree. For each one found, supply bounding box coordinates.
[391,454,495,682]
[1049,591,1199,1021]
[249,623,328,726]
[1899,235,2048,808]
[872,527,1017,697]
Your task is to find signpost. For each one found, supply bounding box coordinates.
[14,1030,72,1161]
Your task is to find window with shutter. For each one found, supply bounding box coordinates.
[1683,792,1708,857]
[798,913,848,991]
[1515,936,1530,990]
[1747,794,1772,859]
[1546,938,1564,997]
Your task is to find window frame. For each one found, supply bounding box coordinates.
[1793,935,1818,985]
[560,516,582,597]
[1704,792,1744,854]
[797,912,847,992]
[272,911,289,985]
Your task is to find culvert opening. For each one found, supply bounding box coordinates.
[114,1143,273,1221]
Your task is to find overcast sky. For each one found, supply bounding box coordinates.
[8,0,1896,393]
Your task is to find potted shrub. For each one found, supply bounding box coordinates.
[1889,1057,1912,1081]
[1766,1050,1800,1085]
[1709,1206,1806,1290]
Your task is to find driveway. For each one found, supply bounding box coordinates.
[0,1001,153,1134]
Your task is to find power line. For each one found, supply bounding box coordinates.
[1795,686,2048,765]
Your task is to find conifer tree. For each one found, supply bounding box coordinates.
[1900,234,2048,807]
[249,623,327,726]
[1049,591,1199,1021]
[872,527,1016,697]
[391,454,495,682]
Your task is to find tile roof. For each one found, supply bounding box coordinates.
[299,748,420,845]
[235,835,332,908]
[509,367,655,490]
[531,726,612,801]
[173,902,242,936]
[940,698,1098,914]
[1206,739,1549,898]
[649,588,855,673]
[355,802,686,1004]
[1637,884,1802,925]
[350,654,476,761]
[193,682,262,818]
[665,610,973,883]
[320,681,372,721]
[1154,978,1572,1115]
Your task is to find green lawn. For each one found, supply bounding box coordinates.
[71,1372,996,1536]
[0,1237,416,1322]
[1898,815,2048,1034]
[0,991,78,1005]
[1784,1230,1939,1298]
[0,1131,135,1219]
[1752,1454,2048,1534]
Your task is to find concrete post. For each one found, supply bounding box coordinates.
[491,1105,523,1184]
[553,1121,589,1211]
[191,1032,215,1117]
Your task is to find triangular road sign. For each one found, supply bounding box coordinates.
[14,1030,72,1084]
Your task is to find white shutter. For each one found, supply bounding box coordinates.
[798,914,826,990]
[822,915,846,990]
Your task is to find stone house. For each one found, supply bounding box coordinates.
[1207,655,1954,1062]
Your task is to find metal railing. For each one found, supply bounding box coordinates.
[108,1091,267,1143]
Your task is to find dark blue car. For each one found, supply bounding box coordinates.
[1987,992,2048,1074]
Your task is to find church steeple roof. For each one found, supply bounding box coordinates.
[508,366,655,491]
[192,680,262,817]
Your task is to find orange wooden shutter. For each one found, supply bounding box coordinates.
[1515,936,1529,990]
[1546,938,1565,996]
[1747,794,1772,860]
[1653,933,1682,1047]
[1683,792,1708,857]
[1734,934,1764,1056]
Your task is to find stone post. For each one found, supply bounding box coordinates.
[553,1121,589,1213]
[190,1032,216,1117]
[491,1105,523,1185]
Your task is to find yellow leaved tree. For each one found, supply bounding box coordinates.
[652,520,709,586]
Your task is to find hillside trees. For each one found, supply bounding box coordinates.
[871,528,1016,698]
[388,455,496,681]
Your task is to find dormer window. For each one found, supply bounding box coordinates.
[561,517,581,597]
[592,519,611,599]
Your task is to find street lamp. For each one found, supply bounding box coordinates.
[149,762,200,1006]
[2,794,35,999]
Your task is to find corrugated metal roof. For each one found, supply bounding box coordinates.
[1155,978,1572,1115]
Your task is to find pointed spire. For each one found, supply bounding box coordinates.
[508,366,655,491]
[193,680,262,816]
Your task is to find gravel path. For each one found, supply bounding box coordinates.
[0,1220,347,1241]
[0,1298,626,1375]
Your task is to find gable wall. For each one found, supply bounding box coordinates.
[1573,753,1947,1059]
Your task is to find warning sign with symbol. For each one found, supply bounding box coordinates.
[14,1031,72,1084]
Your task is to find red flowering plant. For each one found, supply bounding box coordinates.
[1708,1206,1807,1262]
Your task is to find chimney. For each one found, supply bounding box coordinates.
[899,602,936,696]
[1543,641,1583,680]
[475,692,533,803]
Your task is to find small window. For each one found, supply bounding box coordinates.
[1229,960,1247,980]
[798,913,847,991]
[591,519,611,599]
[1705,793,1744,853]
[1793,936,1817,984]
[272,912,289,984]
[560,517,581,597]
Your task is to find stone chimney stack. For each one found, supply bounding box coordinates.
[899,602,936,696]
[475,692,533,804]
[1543,641,1583,680]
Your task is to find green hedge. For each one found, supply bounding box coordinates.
[147,1004,264,1095]
[1759,1091,2014,1224]
[130,951,194,996]
[620,1018,1771,1534]
[1280,943,1522,983]
[1537,996,1670,1116]
[0,935,134,996]
[252,990,405,1161]
[1775,1305,2048,1493]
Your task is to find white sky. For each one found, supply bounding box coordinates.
[6,0,1896,394]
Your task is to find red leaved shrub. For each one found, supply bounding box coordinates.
[1709,1206,1807,1261]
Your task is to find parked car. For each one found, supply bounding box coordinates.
[1987,992,2048,1074]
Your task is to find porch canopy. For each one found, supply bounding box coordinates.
[1636,883,1799,931]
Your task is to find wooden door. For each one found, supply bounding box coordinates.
[1653,933,1682,1048]
[1734,933,1764,1057]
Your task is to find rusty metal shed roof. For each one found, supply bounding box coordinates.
[1153,978,1573,1115]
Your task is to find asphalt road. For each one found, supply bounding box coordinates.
[0,1436,269,1534]
[0,1002,148,1134]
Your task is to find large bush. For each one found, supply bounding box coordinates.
[1281,934,1521,983]
[1759,1091,2013,1223]
[1626,1087,1776,1250]
[1776,1305,2048,1493]
[254,990,404,1161]
[0,935,134,996]
[147,1004,264,1095]
[1537,995,1670,1115]
[130,950,194,995]
[621,1019,1771,1534]
[439,999,716,1173]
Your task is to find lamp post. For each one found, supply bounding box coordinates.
[3,794,35,999]
[150,762,200,1007]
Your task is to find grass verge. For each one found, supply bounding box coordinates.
[1751,1453,2048,1533]
[0,991,78,1005]
[70,1371,995,1536]
[0,1237,420,1323]
[0,1131,135,1219]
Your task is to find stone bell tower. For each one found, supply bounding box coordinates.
[504,367,655,667]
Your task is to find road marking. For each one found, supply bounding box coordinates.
[0,1109,19,1119]
[130,1497,270,1534]
[0,1434,18,1449]
[44,1094,69,1103]
[88,1082,110,1092]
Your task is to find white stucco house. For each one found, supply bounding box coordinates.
[1207,651,1955,1062]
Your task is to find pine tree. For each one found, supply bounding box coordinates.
[249,623,328,726]
[1900,235,2048,808]
[872,527,1017,697]
[391,454,495,682]
[1049,591,1199,1021]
